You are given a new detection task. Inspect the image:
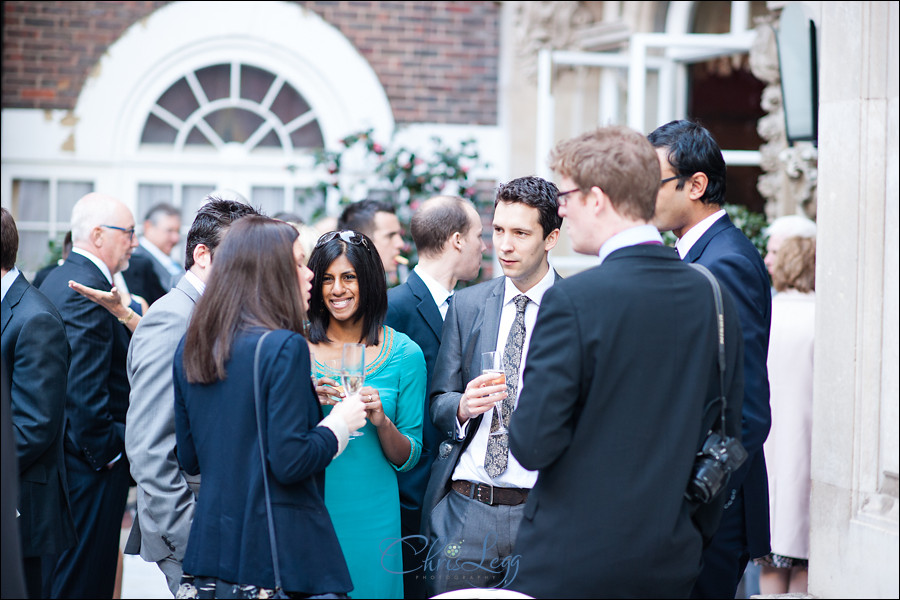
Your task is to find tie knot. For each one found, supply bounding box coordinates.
[513,294,529,313]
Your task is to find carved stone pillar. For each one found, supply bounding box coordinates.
[749,12,818,222]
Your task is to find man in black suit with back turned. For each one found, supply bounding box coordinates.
[508,126,745,598]
[384,195,485,598]
[39,192,139,598]
[649,120,772,599]
[2,208,76,599]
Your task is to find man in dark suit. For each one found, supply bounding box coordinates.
[421,176,562,595]
[123,202,183,305]
[39,192,139,598]
[2,208,77,598]
[124,196,259,595]
[508,125,745,598]
[384,195,485,598]
[649,119,772,599]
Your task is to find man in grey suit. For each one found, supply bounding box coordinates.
[123,195,258,594]
[123,202,183,305]
[421,176,562,595]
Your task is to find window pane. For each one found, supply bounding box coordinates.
[204,108,265,144]
[290,121,324,149]
[18,231,52,274]
[57,181,93,225]
[196,63,230,101]
[137,184,174,225]
[186,126,214,146]
[240,65,275,104]
[270,84,310,124]
[13,179,50,221]
[251,186,285,216]
[255,129,281,148]
[158,77,200,121]
[141,113,178,144]
[182,185,217,222]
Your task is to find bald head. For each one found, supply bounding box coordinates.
[70,193,138,275]
[411,195,475,258]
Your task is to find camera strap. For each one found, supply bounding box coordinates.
[689,263,727,435]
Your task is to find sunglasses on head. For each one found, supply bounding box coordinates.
[315,230,370,250]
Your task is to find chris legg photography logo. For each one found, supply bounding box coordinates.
[381,533,521,589]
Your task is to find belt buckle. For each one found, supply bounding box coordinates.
[476,483,494,505]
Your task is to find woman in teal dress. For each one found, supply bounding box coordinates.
[307,230,425,599]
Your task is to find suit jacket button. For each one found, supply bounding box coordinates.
[439,441,452,459]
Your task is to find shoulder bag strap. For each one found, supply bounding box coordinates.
[253,330,283,592]
[688,263,727,434]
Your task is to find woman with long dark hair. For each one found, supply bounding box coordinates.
[173,216,365,598]
[307,230,426,599]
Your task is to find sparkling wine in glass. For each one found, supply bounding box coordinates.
[341,343,366,438]
[481,351,507,435]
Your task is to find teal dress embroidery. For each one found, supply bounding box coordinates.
[316,326,426,599]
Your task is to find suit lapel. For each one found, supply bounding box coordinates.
[67,252,112,290]
[1,272,29,334]
[406,271,443,340]
[479,277,505,355]
[173,274,201,304]
[684,213,734,263]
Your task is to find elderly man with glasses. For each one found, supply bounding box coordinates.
[38,192,139,599]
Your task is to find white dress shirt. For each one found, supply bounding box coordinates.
[140,237,182,279]
[598,224,664,264]
[1,266,20,301]
[413,264,452,319]
[451,266,557,489]
[71,247,114,285]
[675,209,726,259]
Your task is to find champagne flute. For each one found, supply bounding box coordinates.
[341,342,366,438]
[481,351,508,435]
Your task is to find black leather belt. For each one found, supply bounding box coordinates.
[451,479,529,506]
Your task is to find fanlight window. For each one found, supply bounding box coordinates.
[140,63,324,153]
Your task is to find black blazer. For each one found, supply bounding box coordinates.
[684,213,772,558]
[40,252,131,469]
[508,245,745,598]
[122,245,173,305]
[173,329,352,595]
[1,272,76,556]
[385,270,445,529]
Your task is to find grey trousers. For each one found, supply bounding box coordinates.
[424,488,526,597]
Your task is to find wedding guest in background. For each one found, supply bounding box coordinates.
[308,230,425,599]
[32,230,73,289]
[337,199,408,283]
[384,194,486,598]
[123,202,183,305]
[173,216,364,597]
[755,235,816,596]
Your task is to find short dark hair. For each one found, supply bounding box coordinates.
[494,176,562,238]
[184,196,261,270]
[1,207,18,271]
[647,119,727,206]
[336,199,396,238]
[307,232,386,347]
[182,216,304,384]
[144,202,181,224]
[411,196,474,258]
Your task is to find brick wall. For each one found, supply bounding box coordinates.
[1,1,499,125]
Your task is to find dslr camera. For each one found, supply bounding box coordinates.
[685,432,748,504]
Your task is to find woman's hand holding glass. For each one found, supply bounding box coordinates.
[313,358,345,406]
[328,392,367,434]
[358,386,387,428]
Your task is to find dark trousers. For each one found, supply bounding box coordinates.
[44,453,130,599]
[691,488,749,599]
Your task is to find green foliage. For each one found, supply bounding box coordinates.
[307,128,487,221]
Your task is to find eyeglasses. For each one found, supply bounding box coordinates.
[556,188,580,207]
[660,175,681,186]
[315,230,370,251]
[101,225,136,240]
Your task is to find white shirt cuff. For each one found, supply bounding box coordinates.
[318,413,349,457]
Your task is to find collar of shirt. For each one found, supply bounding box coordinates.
[675,209,726,259]
[598,224,665,265]
[71,247,114,285]
[140,237,182,276]
[183,270,206,295]
[413,264,452,317]
[502,264,556,309]
[1,266,20,301]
